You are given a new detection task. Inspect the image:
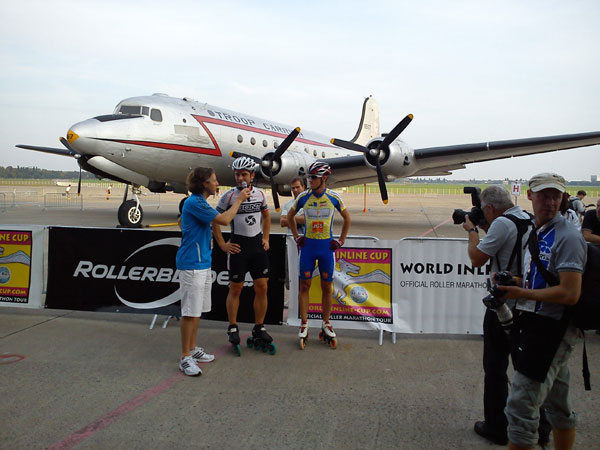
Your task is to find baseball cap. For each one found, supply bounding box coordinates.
[528,172,566,193]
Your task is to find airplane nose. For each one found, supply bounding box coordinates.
[68,118,98,141]
[66,118,99,154]
[67,129,79,143]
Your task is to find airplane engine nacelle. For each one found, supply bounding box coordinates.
[258,151,314,184]
[86,156,150,187]
[363,139,415,178]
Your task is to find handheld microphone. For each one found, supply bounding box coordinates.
[238,181,248,190]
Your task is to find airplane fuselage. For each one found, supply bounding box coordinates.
[67,94,386,193]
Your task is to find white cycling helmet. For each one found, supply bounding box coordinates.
[308,161,332,178]
[232,156,256,172]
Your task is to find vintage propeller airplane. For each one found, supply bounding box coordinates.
[17,93,600,227]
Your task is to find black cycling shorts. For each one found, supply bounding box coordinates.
[227,234,270,282]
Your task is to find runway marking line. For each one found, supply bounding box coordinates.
[0,353,25,364]
[419,217,452,237]
[47,333,251,450]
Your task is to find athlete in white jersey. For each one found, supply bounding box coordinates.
[213,157,273,354]
[217,187,268,237]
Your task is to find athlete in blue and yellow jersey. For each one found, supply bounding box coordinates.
[287,161,351,349]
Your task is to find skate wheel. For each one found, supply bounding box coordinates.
[262,345,268,353]
[235,344,241,356]
[299,338,306,350]
[318,331,324,341]
[268,343,276,355]
[330,338,337,349]
[246,337,253,348]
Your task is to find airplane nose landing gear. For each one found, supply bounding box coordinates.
[118,184,144,228]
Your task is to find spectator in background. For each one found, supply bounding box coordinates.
[582,197,600,244]
[280,177,306,234]
[560,193,581,231]
[568,190,586,220]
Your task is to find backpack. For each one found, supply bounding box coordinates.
[567,196,577,212]
[528,233,600,390]
[498,212,534,276]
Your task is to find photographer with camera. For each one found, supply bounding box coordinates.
[498,173,587,450]
[459,185,551,446]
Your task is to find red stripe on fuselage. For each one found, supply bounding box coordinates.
[98,139,221,156]
[192,115,335,148]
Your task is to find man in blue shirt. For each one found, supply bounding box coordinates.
[176,167,250,376]
[500,173,586,449]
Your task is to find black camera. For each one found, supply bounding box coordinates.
[482,271,517,332]
[452,187,486,227]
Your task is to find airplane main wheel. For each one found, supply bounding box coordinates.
[118,200,143,228]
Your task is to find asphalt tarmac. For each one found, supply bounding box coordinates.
[1,185,599,449]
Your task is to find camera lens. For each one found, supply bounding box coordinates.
[452,209,467,224]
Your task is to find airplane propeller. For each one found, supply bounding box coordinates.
[331,114,413,204]
[262,127,300,211]
[60,137,82,195]
[231,127,301,212]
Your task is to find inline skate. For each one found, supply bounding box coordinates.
[318,320,337,349]
[298,321,309,350]
[246,324,276,355]
[227,323,241,356]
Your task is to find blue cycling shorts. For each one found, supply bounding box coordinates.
[299,238,334,281]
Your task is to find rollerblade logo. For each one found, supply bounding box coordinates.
[72,237,182,309]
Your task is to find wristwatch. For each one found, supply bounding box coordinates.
[467,227,479,233]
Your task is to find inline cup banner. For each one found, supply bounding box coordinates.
[0,226,44,308]
[309,247,393,323]
[287,237,397,331]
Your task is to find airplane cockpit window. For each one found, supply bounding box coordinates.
[118,105,142,115]
[150,108,163,122]
[142,106,149,116]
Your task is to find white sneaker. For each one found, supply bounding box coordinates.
[190,346,215,363]
[179,355,202,376]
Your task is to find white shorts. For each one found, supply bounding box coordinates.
[179,269,212,317]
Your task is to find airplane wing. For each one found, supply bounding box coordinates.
[15,144,73,157]
[325,131,600,179]
[411,131,600,176]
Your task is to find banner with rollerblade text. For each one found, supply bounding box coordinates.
[287,237,488,334]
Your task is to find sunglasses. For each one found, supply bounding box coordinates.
[309,175,322,180]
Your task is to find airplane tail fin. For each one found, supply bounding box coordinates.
[350,96,380,146]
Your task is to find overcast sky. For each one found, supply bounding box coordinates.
[1,0,599,181]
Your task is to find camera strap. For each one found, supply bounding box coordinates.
[499,213,534,276]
